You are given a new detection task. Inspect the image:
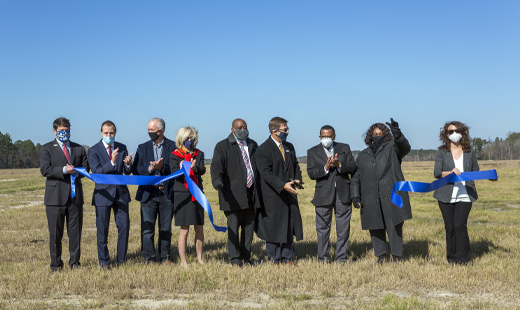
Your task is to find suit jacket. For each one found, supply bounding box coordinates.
[255,136,303,243]
[307,142,357,206]
[39,139,89,206]
[350,136,412,230]
[433,149,479,203]
[89,140,132,207]
[211,133,261,211]
[132,137,176,202]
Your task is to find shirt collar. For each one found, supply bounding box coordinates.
[102,139,114,148]
[153,140,164,147]
[55,138,70,148]
[271,135,282,148]
[235,136,248,146]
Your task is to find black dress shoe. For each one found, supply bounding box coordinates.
[231,260,243,267]
[243,259,255,266]
[70,263,81,270]
[101,264,112,270]
[391,255,402,263]
[377,254,388,264]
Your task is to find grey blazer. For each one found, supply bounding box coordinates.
[433,149,479,203]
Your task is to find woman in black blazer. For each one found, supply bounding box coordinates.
[170,126,206,267]
[433,121,481,265]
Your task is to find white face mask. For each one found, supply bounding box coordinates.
[449,132,462,143]
[321,138,333,148]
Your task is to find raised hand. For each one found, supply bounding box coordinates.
[111,148,119,164]
[386,118,402,139]
[123,152,134,165]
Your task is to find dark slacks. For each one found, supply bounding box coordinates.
[95,201,129,266]
[315,193,352,262]
[438,201,472,263]
[45,200,83,271]
[369,203,403,257]
[224,207,255,264]
[141,188,174,262]
[266,209,294,263]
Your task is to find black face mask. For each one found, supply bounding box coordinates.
[371,136,385,148]
[149,131,160,141]
[234,128,249,141]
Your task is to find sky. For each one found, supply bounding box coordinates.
[1,1,519,158]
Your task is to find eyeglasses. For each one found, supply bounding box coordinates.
[185,136,194,141]
[448,129,462,135]
[277,127,289,133]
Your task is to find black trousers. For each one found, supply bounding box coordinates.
[438,201,472,263]
[45,199,83,271]
[140,189,174,262]
[266,208,294,263]
[224,207,255,263]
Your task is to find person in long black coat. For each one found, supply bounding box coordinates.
[350,118,411,263]
[211,118,261,266]
[255,117,303,265]
[170,126,206,267]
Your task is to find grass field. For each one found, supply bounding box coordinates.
[1,161,519,309]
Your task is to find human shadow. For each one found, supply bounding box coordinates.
[471,238,510,259]
[403,239,430,260]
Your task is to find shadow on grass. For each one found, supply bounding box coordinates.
[471,238,510,258]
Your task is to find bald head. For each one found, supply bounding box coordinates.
[232,118,247,130]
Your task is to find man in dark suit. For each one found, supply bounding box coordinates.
[133,117,176,265]
[88,120,134,269]
[211,118,260,267]
[39,117,89,271]
[307,125,357,263]
[255,117,303,265]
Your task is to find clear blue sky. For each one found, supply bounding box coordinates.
[1,1,519,157]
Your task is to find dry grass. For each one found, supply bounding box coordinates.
[0,161,519,309]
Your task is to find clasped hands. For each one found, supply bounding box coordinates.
[179,158,196,169]
[325,154,340,170]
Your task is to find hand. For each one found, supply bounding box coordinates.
[330,154,340,167]
[451,168,461,176]
[212,178,224,190]
[190,158,196,169]
[352,197,362,209]
[150,158,164,171]
[283,181,298,195]
[123,152,134,165]
[65,164,76,174]
[386,118,402,139]
[324,155,333,170]
[111,148,119,164]
[293,179,304,189]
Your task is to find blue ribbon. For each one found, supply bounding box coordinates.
[391,169,498,208]
[72,162,227,232]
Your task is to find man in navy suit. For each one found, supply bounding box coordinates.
[88,120,134,269]
[40,117,89,271]
[133,118,176,265]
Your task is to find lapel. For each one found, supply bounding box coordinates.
[53,140,69,164]
[267,136,286,169]
[447,150,456,170]
[97,140,112,164]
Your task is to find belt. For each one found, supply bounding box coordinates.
[152,185,164,190]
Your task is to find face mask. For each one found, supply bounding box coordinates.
[321,138,333,148]
[149,131,160,141]
[372,136,385,146]
[234,129,249,141]
[278,131,288,142]
[449,132,462,143]
[56,130,70,142]
[103,136,115,145]
[184,139,193,150]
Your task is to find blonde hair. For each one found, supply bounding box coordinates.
[175,126,199,149]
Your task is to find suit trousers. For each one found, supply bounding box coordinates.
[45,199,83,271]
[266,208,294,263]
[315,193,352,262]
[224,206,255,263]
[140,188,174,262]
[369,203,403,257]
[95,200,130,266]
[438,201,472,263]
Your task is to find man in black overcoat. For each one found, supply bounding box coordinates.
[255,117,303,265]
[211,118,260,267]
[307,125,357,263]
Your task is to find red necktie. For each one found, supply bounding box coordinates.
[108,146,112,160]
[62,144,70,164]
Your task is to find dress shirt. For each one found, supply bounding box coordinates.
[56,138,71,175]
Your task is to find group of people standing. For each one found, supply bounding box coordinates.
[39,116,491,271]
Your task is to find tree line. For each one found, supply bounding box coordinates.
[1,131,519,169]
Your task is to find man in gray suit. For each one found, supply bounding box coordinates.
[307,125,356,263]
[39,117,89,271]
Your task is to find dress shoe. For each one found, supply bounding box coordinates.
[273,262,279,266]
[101,264,111,270]
[70,263,81,270]
[391,255,402,263]
[243,259,255,266]
[145,260,157,266]
[377,255,388,264]
[162,260,174,266]
[285,261,296,266]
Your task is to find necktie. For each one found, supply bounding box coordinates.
[108,146,112,160]
[238,142,254,188]
[62,144,70,164]
[279,144,285,161]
